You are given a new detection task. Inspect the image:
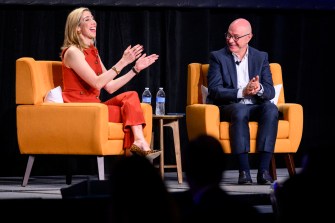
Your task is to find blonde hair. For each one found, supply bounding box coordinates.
[60,7,91,53]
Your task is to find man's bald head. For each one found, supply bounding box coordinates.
[229,18,252,35]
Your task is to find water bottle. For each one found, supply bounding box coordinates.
[142,87,152,105]
[155,87,165,115]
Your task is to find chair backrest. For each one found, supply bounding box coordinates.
[16,57,62,105]
[187,63,285,106]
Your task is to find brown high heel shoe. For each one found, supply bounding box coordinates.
[129,144,161,160]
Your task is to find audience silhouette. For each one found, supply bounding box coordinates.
[271,147,330,222]
[173,134,262,222]
[108,154,181,223]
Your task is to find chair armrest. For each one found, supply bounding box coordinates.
[16,103,109,154]
[277,103,303,151]
[186,104,220,140]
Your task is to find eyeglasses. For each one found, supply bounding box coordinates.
[225,32,250,41]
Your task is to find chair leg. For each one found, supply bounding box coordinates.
[65,156,75,185]
[22,155,35,187]
[269,155,277,180]
[97,156,105,180]
[65,174,72,185]
[285,153,296,177]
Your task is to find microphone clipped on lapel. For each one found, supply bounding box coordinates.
[235,61,241,65]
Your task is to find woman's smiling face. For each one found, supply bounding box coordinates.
[77,10,97,44]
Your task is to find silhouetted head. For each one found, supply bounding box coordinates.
[183,134,226,188]
[108,155,179,223]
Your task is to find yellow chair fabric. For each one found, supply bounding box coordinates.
[186,63,303,179]
[16,57,153,186]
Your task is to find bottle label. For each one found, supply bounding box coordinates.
[156,97,165,103]
[142,97,151,103]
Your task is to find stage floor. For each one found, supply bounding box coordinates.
[0,168,294,199]
[0,168,300,223]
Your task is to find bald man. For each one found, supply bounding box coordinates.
[206,18,278,185]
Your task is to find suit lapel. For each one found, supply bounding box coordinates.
[223,48,238,88]
[248,47,257,80]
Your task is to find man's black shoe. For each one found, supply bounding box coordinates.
[257,170,274,185]
[238,171,252,185]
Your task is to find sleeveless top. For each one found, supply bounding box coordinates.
[61,45,102,103]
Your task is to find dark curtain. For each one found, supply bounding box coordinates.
[0,4,333,176]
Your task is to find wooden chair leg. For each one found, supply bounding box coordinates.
[65,156,76,185]
[65,164,72,185]
[65,174,72,185]
[269,155,277,180]
[285,153,296,177]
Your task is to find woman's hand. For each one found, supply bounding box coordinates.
[134,53,159,72]
[121,44,144,65]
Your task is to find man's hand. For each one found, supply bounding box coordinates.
[243,75,260,96]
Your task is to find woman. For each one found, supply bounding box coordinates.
[61,7,160,159]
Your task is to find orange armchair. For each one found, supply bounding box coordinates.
[186,63,303,179]
[16,57,153,186]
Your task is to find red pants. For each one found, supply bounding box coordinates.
[103,91,145,149]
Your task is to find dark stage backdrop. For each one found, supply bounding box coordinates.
[0,1,334,176]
